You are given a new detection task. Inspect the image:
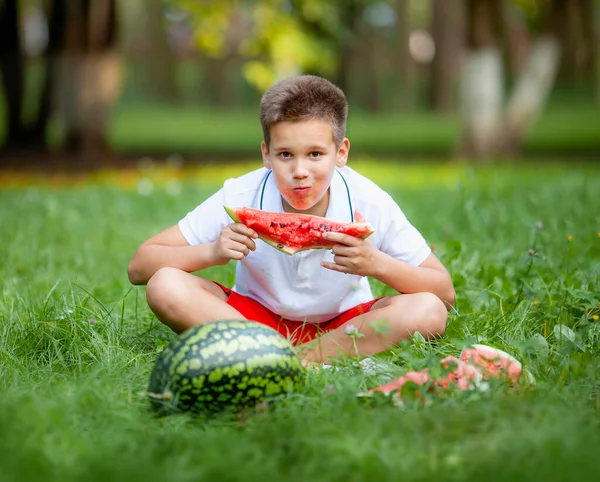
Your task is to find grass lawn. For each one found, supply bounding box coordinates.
[1,160,599,481]
[3,96,600,158]
[106,101,600,157]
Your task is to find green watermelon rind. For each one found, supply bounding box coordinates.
[223,205,375,256]
[147,320,306,416]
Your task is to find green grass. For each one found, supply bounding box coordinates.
[3,96,600,157]
[1,161,599,481]
[107,101,600,157]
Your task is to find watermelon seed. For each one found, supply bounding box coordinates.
[277,244,284,249]
[279,223,287,228]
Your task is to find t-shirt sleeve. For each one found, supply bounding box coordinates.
[377,194,432,266]
[178,188,230,245]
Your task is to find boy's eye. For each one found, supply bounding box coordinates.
[309,151,322,158]
[279,152,292,159]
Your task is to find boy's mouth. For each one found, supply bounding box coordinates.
[293,186,311,194]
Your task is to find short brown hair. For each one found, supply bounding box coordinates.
[259,75,348,149]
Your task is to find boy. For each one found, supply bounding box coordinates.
[128,75,455,365]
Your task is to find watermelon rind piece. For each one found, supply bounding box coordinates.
[223,205,375,256]
[460,344,536,385]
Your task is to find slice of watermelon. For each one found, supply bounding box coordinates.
[224,206,375,255]
[436,356,483,390]
[367,369,431,396]
[364,357,481,404]
[459,344,525,386]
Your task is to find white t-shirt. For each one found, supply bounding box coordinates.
[178,166,431,323]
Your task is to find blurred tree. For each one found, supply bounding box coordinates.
[501,0,566,155]
[54,0,121,163]
[595,0,600,105]
[121,0,180,102]
[0,0,122,165]
[0,0,61,152]
[0,0,27,149]
[393,0,412,109]
[176,0,391,106]
[430,0,464,112]
[460,0,504,158]
[460,0,567,159]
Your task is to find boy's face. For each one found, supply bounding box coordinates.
[261,119,350,217]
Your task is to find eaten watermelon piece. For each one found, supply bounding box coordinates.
[361,346,531,406]
[367,369,431,396]
[459,344,525,386]
[224,205,375,255]
[365,357,481,405]
[365,369,432,405]
[436,356,483,390]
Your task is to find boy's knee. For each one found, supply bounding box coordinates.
[418,292,448,337]
[146,267,181,312]
[390,292,447,338]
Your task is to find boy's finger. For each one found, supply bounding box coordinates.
[323,232,360,246]
[320,261,350,274]
[228,233,256,251]
[230,223,258,239]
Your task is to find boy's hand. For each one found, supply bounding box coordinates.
[212,223,258,264]
[319,232,381,277]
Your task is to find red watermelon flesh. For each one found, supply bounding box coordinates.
[436,356,483,390]
[366,358,481,404]
[363,346,527,406]
[224,206,375,255]
[367,370,431,396]
[459,344,523,385]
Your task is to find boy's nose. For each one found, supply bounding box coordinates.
[292,161,309,178]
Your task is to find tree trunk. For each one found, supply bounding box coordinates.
[0,0,25,149]
[430,0,464,112]
[394,0,412,109]
[578,0,598,104]
[459,0,504,159]
[595,11,600,106]
[499,0,566,154]
[55,0,122,165]
[365,27,382,112]
[201,54,237,107]
[557,0,583,80]
[501,37,561,153]
[336,1,361,95]
[137,0,180,102]
[30,0,66,146]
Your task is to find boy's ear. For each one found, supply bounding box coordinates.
[261,141,271,169]
[336,138,350,168]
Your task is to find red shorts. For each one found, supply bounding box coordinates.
[213,282,383,345]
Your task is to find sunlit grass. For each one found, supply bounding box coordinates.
[1,161,599,481]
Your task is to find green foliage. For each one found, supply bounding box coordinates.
[509,0,556,32]
[170,0,382,92]
[0,161,599,480]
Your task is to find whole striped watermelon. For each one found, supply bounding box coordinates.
[147,320,306,415]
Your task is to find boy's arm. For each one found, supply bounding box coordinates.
[127,225,221,285]
[371,251,455,310]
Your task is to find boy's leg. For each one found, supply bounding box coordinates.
[145,267,246,334]
[298,292,448,363]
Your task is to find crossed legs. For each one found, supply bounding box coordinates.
[145,267,448,362]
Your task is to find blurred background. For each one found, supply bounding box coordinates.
[0,0,599,171]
